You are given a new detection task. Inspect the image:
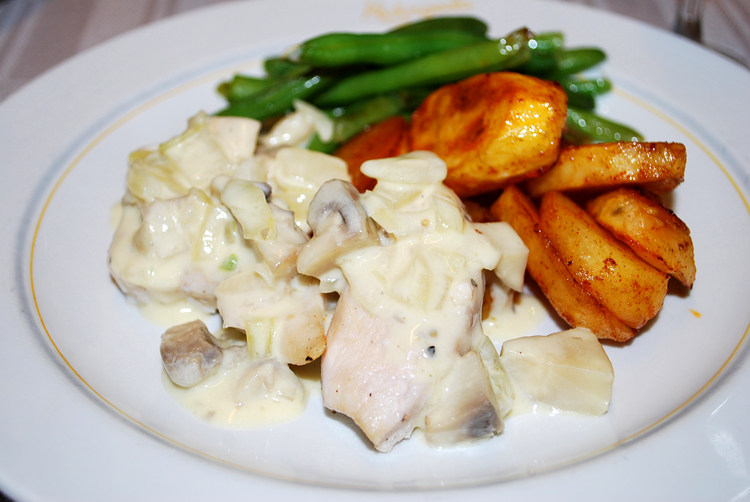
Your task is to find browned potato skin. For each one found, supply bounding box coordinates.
[409,72,568,198]
[586,188,696,288]
[491,185,636,342]
[539,191,668,329]
[524,142,686,197]
[334,115,410,192]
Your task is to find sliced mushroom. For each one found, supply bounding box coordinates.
[307,179,369,234]
[297,179,380,281]
[253,181,272,201]
[160,320,224,387]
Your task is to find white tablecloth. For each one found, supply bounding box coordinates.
[0,0,748,103]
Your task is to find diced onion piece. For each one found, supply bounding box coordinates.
[361,150,447,185]
[220,179,276,241]
[499,327,614,415]
[474,221,529,292]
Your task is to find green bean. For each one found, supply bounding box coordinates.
[388,15,488,36]
[216,74,335,121]
[558,76,612,109]
[333,88,431,142]
[558,76,612,97]
[296,30,487,67]
[547,47,606,77]
[307,87,434,153]
[217,75,275,102]
[312,28,532,107]
[530,31,564,54]
[308,89,431,153]
[518,31,565,75]
[565,91,596,110]
[264,57,312,78]
[306,134,338,153]
[518,33,563,77]
[566,106,643,143]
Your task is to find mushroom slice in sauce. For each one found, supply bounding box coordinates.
[160,320,224,387]
[297,179,382,284]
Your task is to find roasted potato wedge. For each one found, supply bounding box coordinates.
[539,191,668,329]
[491,185,636,342]
[586,188,696,288]
[525,142,686,197]
[334,115,409,192]
[409,72,567,198]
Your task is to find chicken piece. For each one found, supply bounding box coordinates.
[215,183,328,366]
[321,291,430,450]
[109,188,260,310]
[322,272,505,452]
[251,203,309,279]
[300,153,516,451]
[422,344,506,445]
[409,72,567,197]
[214,271,327,365]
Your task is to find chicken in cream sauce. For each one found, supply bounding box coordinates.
[108,104,614,450]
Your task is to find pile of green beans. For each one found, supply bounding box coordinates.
[215,16,642,148]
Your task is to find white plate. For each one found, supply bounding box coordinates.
[2,0,749,500]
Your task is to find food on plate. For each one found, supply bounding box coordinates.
[108,110,345,425]
[108,15,696,451]
[109,112,348,317]
[408,72,568,197]
[310,29,531,108]
[160,320,224,387]
[539,190,669,330]
[335,72,567,197]
[214,268,327,366]
[524,141,686,197]
[499,327,614,415]
[564,106,643,143]
[296,152,524,451]
[294,29,489,68]
[109,108,617,450]
[333,115,409,192]
[490,185,637,342]
[586,188,696,288]
[215,16,641,152]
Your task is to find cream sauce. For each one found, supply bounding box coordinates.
[163,347,319,428]
[138,300,219,330]
[482,281,547,346]
[112,114,613,436]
